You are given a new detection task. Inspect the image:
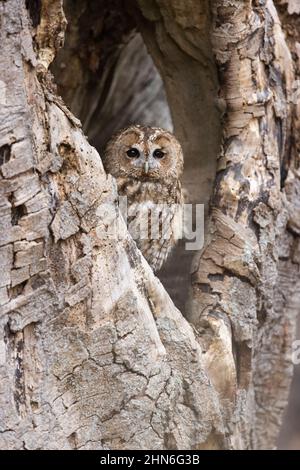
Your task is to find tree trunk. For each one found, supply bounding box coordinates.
[0,0,299,450]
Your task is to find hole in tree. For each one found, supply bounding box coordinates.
[51,0,220,316]
[9,280,28,299]
[0,144,11,166]
[9,198,27,226]
[25,0,42,28]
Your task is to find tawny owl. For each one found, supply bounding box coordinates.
[103,125,184,272]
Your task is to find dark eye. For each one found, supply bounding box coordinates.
[153,149,164,159]
[126,148,140,158]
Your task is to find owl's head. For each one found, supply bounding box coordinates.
[103,125,183,182]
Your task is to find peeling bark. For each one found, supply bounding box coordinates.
[0,0,299,450]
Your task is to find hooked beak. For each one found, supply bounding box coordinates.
[144,161,149,174]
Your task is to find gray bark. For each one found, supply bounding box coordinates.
[0,0,299,450]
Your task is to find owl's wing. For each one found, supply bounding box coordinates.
[148,202,183,272]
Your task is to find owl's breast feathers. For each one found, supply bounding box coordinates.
[116,177,183,272]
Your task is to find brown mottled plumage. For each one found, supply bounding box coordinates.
[103,125,184,272]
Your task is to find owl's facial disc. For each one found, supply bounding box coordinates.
[124,143,170,180]
[107,127,183,181]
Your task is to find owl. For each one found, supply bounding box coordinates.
[103,125,184,272]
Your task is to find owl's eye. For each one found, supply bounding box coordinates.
[153,149,165,159]
[126,148,140,158]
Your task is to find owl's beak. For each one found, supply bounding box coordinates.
[144,161,149,174]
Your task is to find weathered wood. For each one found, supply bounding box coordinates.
[0,0,299,450]
[188,0,300,449]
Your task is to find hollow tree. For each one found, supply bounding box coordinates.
[0,0,299,450]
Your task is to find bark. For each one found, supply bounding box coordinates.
[188,0,299,449]
[0,0,299,450]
